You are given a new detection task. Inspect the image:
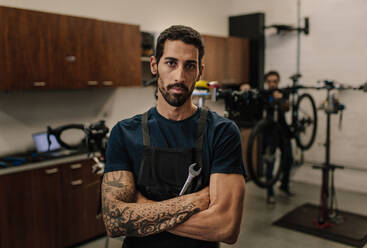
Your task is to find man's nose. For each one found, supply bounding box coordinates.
[174,65,185,83]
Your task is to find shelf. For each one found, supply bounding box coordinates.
[141,56,151,62]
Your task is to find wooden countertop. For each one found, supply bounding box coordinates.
[0,153,94,176]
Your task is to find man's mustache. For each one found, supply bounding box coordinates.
[167,83,188,92]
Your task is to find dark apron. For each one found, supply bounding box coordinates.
[122,109,219,248]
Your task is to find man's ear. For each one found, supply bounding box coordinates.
[196,64,204,81]
[150,56,158,76]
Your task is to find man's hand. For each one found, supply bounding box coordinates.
[273,90,290,111]
[168,174,245,244]
[273,90,283,99]
[240,83,251,92]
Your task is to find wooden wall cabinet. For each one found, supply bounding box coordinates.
[201,34,250,84]
[201,35,227,82]
[0,7,55,90]
[226,36,250,84]
[52,15,99,89]
[94,20,141,88]
[0,6,142,90]
[0,159,105,248]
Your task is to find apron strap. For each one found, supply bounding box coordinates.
[142,111,151,147]
[195,109,208,150]
[194,109,208,190]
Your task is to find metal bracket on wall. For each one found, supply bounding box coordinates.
[264,17,309,35]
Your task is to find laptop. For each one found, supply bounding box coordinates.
[32,132,73,157]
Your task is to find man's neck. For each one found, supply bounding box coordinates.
[156,96,198,121]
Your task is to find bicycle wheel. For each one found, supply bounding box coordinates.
[294,93,317,150]
[246,119,287,188]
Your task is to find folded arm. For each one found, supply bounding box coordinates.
[102,170,209,238]
[167,173,245,244]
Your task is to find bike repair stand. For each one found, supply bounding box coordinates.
[273,81,367,247]
[312,81,344,229]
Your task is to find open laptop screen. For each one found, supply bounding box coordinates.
[32,132,61,153]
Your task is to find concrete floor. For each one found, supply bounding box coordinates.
[77,180,367,248]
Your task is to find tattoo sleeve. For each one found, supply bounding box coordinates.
[102,171,200,237]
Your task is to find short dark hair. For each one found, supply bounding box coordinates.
[264,71,280,82]
[155,25,205,66]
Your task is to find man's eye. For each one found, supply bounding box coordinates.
[186,64,196,70]
[167,61,176,67]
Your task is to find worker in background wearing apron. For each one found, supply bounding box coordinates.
[102,25,247,248]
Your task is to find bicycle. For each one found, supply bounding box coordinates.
[47,120,109,174]
[218,84,317,188]
[217,87,263,128]
[287,74,318,150]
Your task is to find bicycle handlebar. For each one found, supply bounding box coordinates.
[47,120,109,156]
[47,124,85,150]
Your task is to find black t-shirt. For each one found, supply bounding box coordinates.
[105,107,247,181]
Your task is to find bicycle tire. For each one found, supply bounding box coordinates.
[294,93,317,150]
[246,119,287,188]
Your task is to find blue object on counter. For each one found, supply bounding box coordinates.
[0,161,8,168]
[2,157,26,166]
[192,91,210,96]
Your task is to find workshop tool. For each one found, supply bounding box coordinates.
[92,156,105,175]
[179,163,202,196]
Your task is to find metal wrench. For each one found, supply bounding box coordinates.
[179,163,202,196]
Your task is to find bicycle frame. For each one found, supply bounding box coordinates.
[287,74,304,135]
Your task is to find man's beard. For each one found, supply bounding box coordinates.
[157,74,195,107]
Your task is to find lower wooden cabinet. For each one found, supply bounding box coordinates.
[60,159,105,247]
[0,158,105,248]
[31,166,63,247]
[0,170,43,247]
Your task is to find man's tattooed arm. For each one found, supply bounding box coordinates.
[102,170,209,237]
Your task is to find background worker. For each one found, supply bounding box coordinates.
[240,71,294,204]
[102,25,246,248]
[263,71,294,204]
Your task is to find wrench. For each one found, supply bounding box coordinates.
[179,163,202,196]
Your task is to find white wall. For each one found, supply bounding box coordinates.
[231,0,367,193]
[0,88,156,155]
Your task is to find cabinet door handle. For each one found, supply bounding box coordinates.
[45,168,58,174]
[70,163,82,170]
[65,55,76,62]
[87,81,98,86]
[33,81,46,87]
[102,81,113,86]
[71,179,83,186]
